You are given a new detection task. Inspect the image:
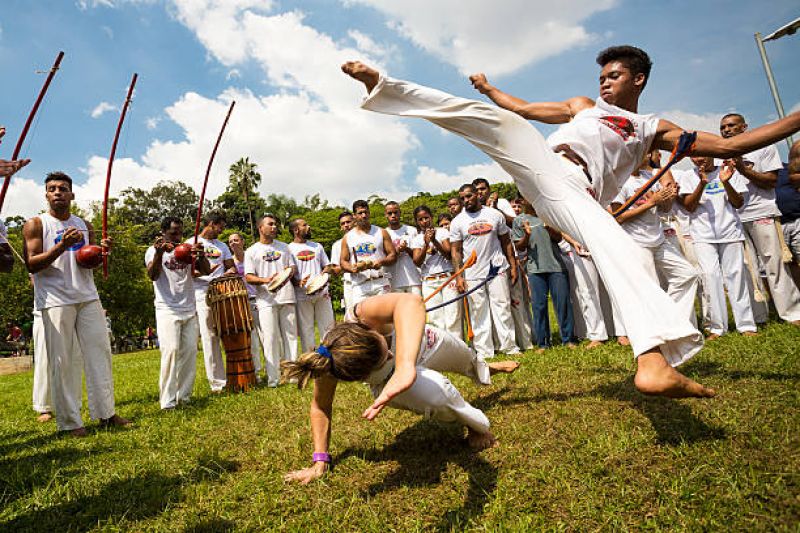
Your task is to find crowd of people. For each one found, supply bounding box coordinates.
[2,45,800,484]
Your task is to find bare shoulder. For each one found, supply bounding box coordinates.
[22,216,42,237]
[567,96,595,116]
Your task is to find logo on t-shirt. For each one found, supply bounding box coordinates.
[54,229,85,251]
[467,221,493,236]
[353,242,376,258]
[598,116,636,141]
[296,249,316,261]
[262,250,282,262]
[164,255,188,271]
[425,327,438,350]
[704,181,724,195]
[204,245,222,259]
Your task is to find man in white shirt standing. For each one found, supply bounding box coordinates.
[146,217,210,409]
[384,201,422,295]
[340,200,397,304]
[245,214,299,387]
[228,233,265,382]
[329,211,354,311]
[610,152,700,337]
[450,183,519,359]
[720,113,800,325]
[288,218,334,351]
[188,211,235,393]
[677,158,756,338]
[22,171,129,436]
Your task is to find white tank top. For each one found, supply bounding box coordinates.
[33,213,99,310]
[345,225,388,284]
[547,98,659,207]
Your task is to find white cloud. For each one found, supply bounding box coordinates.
[657,109,725,170]
[414,162,513,194]
[90,101,118,118]
[348,29,394,61]
[226,68,241,80]
[790,101,800,114]
[101,25,114,38]
[344,0,618,76]
[145,116,161,130]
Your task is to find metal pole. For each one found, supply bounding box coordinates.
[754,32,793,150]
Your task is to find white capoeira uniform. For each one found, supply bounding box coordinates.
[449,206,518,358]
[289,240,335,352]
[145,245,198,408]
[386,224,422,295]
[31,310,52,414]
[508,232,534,351]
[360,76,702,365]
[187,236,231,392]
[344,225,392,303]
[722,146,800,323]
[411,227,463,338]
[233,258,264,378]
[611,171,700,336]
[559,241,609,342]
[245,239,299,387]
[676,168,756,335]
[33,213,116,431]
[346,307,491,433]
[667,199,712,328]
[330,237,353,311]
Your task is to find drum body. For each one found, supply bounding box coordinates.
[206,275,256,392]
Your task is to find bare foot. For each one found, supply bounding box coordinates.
[791,320,800,326]
[634,351,715,399]
[617,336,631,346]
[535,347,546,354]
[467,428,498,450]
[741,331,758,337]
[69,427,87,437]
[36,412,53,423]
[565,342,577,349]
[488,360,520,375]
[706,333,720,341]
[100,414,132,428]
[341,61,380,93]
[586,340,604,349]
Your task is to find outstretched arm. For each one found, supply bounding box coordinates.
[655,114,800,158]
[284,376,337,484]
[469,73,594,124]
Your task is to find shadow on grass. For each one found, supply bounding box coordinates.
[182,517,236,532]
[0,454,239,532]
[685,360,800,382]
[338,421,498,531]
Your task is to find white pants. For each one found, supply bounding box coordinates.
[363,76,702,364]
[379,327,490,433]
[509,268,534,350]
[465,271,517,358]
[676,232,712,328]
[562,251,608,341]
[351,277,391,304]
[296,293,335,352]
[393,285,422,295]
[195,298,226,392]
[42,300,115,431]
[257,303,298,386]
[422,275,463,339]
[743,218,800,322]
[613,239,700,336]
[694,241,756,335]
[250,303,265,375]
[784,218,800,261]
[32,313,52,413]
[155,309,198,409]
[342,279,354,314]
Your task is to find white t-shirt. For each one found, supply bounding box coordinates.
[385,224,421,289]
[494,199,516,221]
[345,225,387,285]
[288,240,329,300]
[713,145,783,222]
[547,97,659,206]
[144,246,196,315]
[330,237,352,284]
[449,207,509,281]
[612,170,665,248]
[33,214,99,310]
[187,236,232,298]
[233,258,257,299]
[676,167,748,243]
[244,240,297,307]
[410,227,453,278]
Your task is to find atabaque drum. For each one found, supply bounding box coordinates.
[206,275,256,392]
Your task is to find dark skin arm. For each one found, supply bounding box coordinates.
[0,243,13,273]
[499,232,517,285]
[678,173,708,213]
[731,157,778,189]
[719,163,744,209]
[450,239,466,293]
[23,217,84,274]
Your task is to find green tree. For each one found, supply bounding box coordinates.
[215,157,266,237]
[116,180,201,241]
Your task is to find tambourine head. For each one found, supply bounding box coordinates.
[173,243,193,264]
[76,245,103,269]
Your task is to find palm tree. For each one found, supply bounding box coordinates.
[228,157,261,237]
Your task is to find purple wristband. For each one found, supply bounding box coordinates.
[312,452,331,463]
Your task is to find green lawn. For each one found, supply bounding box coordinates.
[1,324,798,531]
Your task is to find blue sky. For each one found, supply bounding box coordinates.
[1,0,798,218]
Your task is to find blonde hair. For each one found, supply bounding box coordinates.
[281,322,385,389]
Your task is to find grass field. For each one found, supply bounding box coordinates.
[1,324,798,531]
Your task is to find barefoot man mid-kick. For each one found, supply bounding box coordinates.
[342,45,800,399]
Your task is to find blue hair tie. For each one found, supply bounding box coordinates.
[317,345,332,359]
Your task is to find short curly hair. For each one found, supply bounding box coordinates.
[596,45,653,88]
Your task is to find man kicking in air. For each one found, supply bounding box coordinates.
[342,45,800,399]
